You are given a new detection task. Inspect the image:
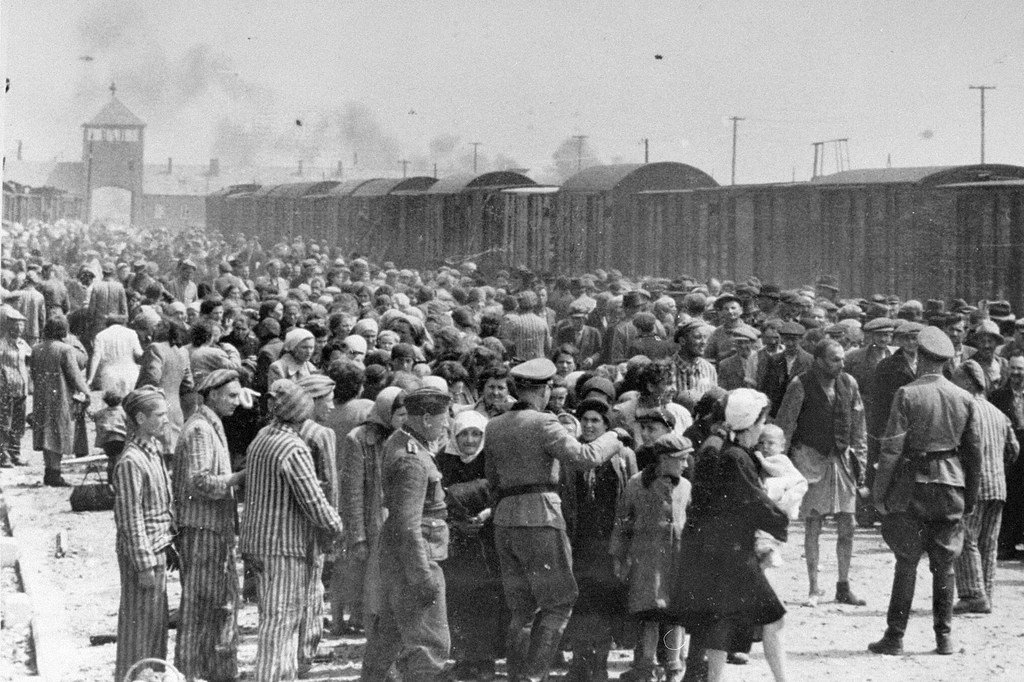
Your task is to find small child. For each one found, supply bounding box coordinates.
[90,389,128,483]
[754,423,808,567]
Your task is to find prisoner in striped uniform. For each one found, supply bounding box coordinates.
[240,379,344,681]
[0,306,30,467]
[173,369,246,682]
[953,360,1020,613]
[362,386,452,682]
[296,374,339,671]
[113,387,174,682]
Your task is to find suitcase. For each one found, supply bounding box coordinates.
[69,467,115,512]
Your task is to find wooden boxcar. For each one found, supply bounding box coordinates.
[416,171,535,268]
[634,164,1024,304]
[498,186,560,273]
[337,176,437,262]
[555,162,718,276]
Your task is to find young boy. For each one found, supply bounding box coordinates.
[611,433,693,682]
[91,389,128,483]
[754,423,808,567]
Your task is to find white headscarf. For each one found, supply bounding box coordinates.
[450,409,488,463]
[283,327,314,354]
[724,388,770,431]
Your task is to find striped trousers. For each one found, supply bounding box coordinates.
[115,548,168,682]
[174,527,239,682]
[299,552,325,666]
[252,554,311,681]
[955,499,1004,602]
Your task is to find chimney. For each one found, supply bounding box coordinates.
[209,158,220,176]
[16,140,23,161]
[167,157,173,174]
[297,160,304,176]
[336,160,344,178]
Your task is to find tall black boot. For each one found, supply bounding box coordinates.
[870,560,915,654]
[933,567,956,655]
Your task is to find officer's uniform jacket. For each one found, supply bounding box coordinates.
[485,403,621,530]
[380,428,449,586]
[874,373,982,513]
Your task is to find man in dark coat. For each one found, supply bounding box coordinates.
[87,262,129,344]
[869,321,922,446]
[759,321,812,416]
[990,352,1024,559]
[554,301,603,370]
[870,327,981,656]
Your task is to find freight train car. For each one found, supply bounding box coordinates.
[338,176,437,262]
[554,162,718,275]
[3,180,84,225]
[634,164,1024,304]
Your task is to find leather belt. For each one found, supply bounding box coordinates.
[496,483,559,501]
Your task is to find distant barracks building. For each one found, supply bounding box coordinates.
[2,85,346,229]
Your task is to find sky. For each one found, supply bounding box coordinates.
[1,0,1022,184]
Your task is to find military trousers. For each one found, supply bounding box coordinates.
[880,483,964,638]
[361,561,450,682]
[495,525,578,680]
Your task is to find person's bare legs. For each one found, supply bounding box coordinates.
[805,513,824,605]
[705,649,727,682]
[761,617,788,682]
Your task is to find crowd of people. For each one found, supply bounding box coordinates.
[0,217,1020,682]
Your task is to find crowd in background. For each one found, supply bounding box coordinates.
[0,217,1020,681]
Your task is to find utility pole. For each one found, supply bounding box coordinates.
[969,85,996,163]
[470,142,482,173]
[643,138,650,163]
[400,160,409,178]
[433,162,438,178]
[572,135,588,172]
[729,117,744,185]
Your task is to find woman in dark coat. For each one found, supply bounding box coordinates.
[437,410,506,681]
[30,316,91,486]
[563,398,637,682]
[136,320,194,452]
[669,388,789,682]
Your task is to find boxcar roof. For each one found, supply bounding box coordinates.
[267,181,341,197]
[350,176,438,196]
[812,164,1024,186]
[501,186,561,194]
[426,171,535,194]
[559,162,718,194]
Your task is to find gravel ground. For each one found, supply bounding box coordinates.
[3,424,1024,680]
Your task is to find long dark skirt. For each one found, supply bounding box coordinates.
[442,523,507,662]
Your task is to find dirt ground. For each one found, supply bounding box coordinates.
[4,423,1024,681]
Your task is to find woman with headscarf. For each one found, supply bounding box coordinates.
[335,386,408,635]
[353,317,379,350]
[30,316,91,486]
[268,327,317,386]
[563,398,637,682]
[437,410,506,680]
[669,388,790,682]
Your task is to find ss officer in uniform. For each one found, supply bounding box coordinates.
[362,386,453,682]
[485,358,626,682]
[869,327,981,656]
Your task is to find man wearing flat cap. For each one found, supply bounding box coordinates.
[717,325,760,391]
[870,321,923,453]
[168,258,199,307]
[113,387,174,682]
[704,293,745,365]
[971,319,1008,394]
[362,386,453,682]
[485,358,627,682]
[173,369,246,681]
[87,262,129,345]
[870,327,981,656]
[759,321,812,417]
[608,290,655,364]
[554,301,603,370]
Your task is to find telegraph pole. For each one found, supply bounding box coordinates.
[969,85,995,163]
[400,160,409,178]
[643,138,650,163]
[729,116,744,185]
[572,135,588,172]
[470,142,482,172]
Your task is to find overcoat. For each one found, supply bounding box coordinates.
[30,339,90,453]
